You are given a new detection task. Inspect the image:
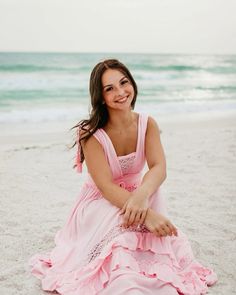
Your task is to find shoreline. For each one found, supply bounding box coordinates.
[1,98,236,125]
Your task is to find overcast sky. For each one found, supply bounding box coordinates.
[0,0,235,54]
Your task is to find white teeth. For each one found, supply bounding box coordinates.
[116,96,128,103]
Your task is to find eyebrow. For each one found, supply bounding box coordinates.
[103,76,127,89]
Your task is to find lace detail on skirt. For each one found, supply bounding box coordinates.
[81,223,149,266]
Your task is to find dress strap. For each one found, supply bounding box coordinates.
[136,113,149,160]
[93,129,123,178]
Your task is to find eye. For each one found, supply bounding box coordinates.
[121,79,129,85]
[105,87,113,92]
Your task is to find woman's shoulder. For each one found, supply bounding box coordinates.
[145,115,161,134]
[147,115,158,125]
[77,125,101,149]
[137,113,159,127]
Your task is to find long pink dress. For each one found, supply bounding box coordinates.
[29,113,217,295]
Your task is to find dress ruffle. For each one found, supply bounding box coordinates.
[29,227,217,295]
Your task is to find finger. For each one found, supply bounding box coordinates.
[163,224,172,236]
[139,210,148,225]
[134,212,142,225]
[119,202,128,215]
[154,228,162,237]
[127,211,137,226]
[157,227,167,237]
[162,226,171,237]
[122,210,131,227]
[119,208,125,215]
[119,209,124,215]
[167,222,178,236]
[136,212,145,226]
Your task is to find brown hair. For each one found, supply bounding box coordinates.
[70,58,138,167]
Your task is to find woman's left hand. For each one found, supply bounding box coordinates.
[119,193,149,227]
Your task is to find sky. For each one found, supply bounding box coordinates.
[0,0,235,54]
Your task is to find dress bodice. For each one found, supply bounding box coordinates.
[118,153,136,175]
[76,113,149,191]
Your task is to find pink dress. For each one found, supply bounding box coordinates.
[29,113,217,295]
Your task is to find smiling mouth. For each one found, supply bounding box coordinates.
[116,96,128,103]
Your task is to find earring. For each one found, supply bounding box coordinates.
[102,101,105,105]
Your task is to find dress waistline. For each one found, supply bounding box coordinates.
[84,173,142,192]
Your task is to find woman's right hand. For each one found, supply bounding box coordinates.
[144,208,178,237]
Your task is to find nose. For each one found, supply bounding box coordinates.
[116,87,125,97]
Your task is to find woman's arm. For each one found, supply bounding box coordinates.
[118,116,167,227]
[134,116,167,200]
[81,133,131,209]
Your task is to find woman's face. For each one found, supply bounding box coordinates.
[101,69,134,111]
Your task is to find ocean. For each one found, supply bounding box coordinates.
[0,52,235,123]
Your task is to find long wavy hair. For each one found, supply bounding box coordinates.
[70,58,138,167]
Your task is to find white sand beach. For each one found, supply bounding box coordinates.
[0,112,236,294]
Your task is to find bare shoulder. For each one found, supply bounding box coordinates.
[146,116,161,136]
[80,129,102,152]
[77,126,98,147]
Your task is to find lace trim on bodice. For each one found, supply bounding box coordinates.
[118,153,136,175]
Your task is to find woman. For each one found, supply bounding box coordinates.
[29,59,217,294]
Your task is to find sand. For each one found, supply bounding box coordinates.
[0,111,236,294]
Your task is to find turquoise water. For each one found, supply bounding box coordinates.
[0,52,235,123]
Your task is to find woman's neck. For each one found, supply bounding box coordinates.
[106,110,137,131]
